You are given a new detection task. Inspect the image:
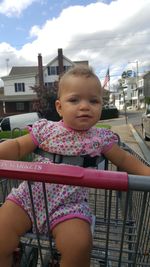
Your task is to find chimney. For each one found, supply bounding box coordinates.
[58,48,64,76]
[38,53,44,89]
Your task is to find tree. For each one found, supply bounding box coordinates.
[31,81,60,121]
[103,89,110,105]
[145,96,150,105]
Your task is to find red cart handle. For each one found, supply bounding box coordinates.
[0,160,128,191]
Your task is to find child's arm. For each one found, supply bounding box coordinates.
[104,143,150,176]
[0,133,37,160]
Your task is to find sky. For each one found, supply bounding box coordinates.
[0,0,150,87]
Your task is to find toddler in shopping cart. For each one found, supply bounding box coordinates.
[0,65,150,267]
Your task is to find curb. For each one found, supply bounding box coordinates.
[129,124,150,162]
[99,116,125,123]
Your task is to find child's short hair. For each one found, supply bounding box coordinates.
[57,64,101,98]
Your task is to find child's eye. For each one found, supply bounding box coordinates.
[90,99,100,104]
[68,98,78,103]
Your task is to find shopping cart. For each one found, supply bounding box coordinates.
[0,142,150,267]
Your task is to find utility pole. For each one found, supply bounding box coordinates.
[128,60,139,109]
[119,83,128,124]
[123,87,128,124]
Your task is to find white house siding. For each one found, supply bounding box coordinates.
[44,70,58,84]
[43,58,73,84]
[3,75,36,96]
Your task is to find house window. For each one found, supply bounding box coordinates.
[16,102,25,111]
[14,83,25,92]
[64,66,71,72]
[47,66,59,76]
[132,91,137,97]
[45,82,54,87]
[139,89,143,96]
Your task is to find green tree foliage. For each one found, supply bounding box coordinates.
[145,97,150,105]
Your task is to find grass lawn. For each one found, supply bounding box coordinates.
[0,129,28,140]
[96,123,111,129]
[0,123,111,140]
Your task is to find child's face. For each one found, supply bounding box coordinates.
[55,76,103,131]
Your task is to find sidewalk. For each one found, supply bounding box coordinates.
[111,123,149,160]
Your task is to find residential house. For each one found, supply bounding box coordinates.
[116,76,137,110]
[1,66,38,116]
[0,48,88,117]
[115,72,145,110]
[143,71,150,97]
[136,77,145,109]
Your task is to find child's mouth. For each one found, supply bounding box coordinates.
[77,115,91,118]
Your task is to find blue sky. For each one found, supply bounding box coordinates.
[0,0,150,86]
[0,0,103,47]
[0,0,113,45]
[0,0,112,47]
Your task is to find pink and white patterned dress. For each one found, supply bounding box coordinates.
[7,119,118,234]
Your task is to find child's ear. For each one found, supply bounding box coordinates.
[55,100,62,117]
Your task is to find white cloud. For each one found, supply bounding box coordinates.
[0,42,35,80]
[29,25,41,38]
[1,0,150,85]
[0,0,38,17]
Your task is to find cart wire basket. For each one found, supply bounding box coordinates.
[0,142,150,267]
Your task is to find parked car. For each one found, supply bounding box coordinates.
[141,106,150,141]
[101,105,119,120]
[0,112,42,131]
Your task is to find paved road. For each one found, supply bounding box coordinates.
[104,110,143,126]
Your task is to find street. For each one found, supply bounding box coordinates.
[101,110,143,127]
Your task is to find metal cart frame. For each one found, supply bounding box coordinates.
[0,142,150,266]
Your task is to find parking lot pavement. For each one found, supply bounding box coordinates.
[129,124,150,162]
[111,123,149,161]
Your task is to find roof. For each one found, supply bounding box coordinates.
[9,66,38,76]
[143,71,150,79]
[45,54,74,69]
[73,61,89,65]
[3,55,89,79]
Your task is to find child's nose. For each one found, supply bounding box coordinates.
[79,100,90,109]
